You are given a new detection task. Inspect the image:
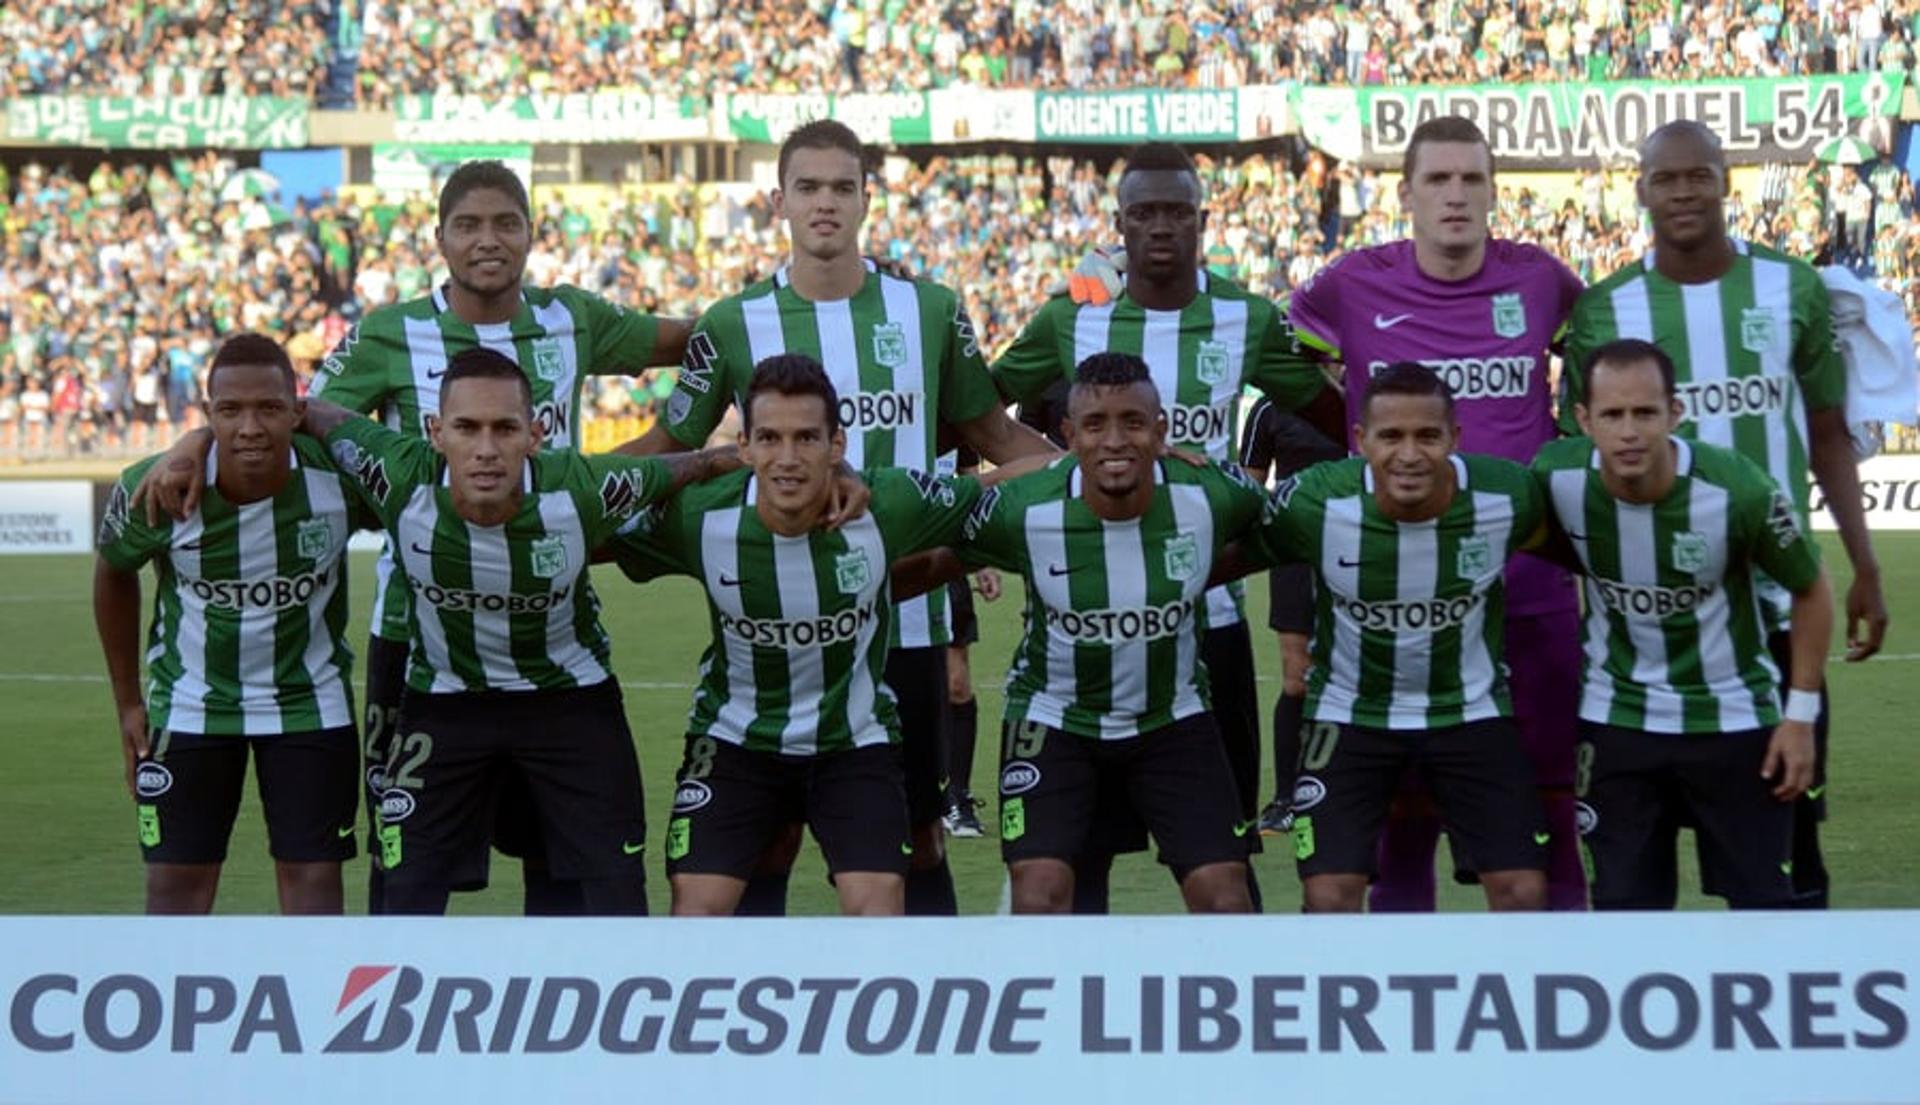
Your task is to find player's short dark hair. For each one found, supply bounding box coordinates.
[777,120,868,189]
[1403,115,1494,181]
[1122,142,1200,181]
[744,353,841,433]
[1640,119,1726,169]
[206,332,296,398]
[437,160,530,228]
[1073,351,1155,391]
[1584,338,1677,400]
[440,346,532,414]
[1361,361,1455,421]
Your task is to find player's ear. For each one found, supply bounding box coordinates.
[425,414,442,448]
[1574,403,1592,437]
[1666,397,1684,427]
[770,187,786,222]
[828,426,847,467]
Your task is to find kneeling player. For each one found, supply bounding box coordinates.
[612,355,1033,916]
[943,353,1263,914]
[1239,364,1551,913]
[304,348,739,915]
[95,334,369,914]
[1537,340,1830,909]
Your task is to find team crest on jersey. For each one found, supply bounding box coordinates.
[530,534,569,579]
[532,339,566,383]
[666,389,693,425]
[1491,294,1526,339]
[1740,307,1779,353]
[1670,531,1710,572]
[296,518,333,562]
[835,550,872,594]
[1163,532,1200,582]
[1456,534,1493,578]
[1195,340,1231,386]
[871,322,909,369]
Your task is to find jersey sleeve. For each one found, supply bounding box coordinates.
[573,452,675,546]
[1287,264,1341,359]
[871,468,987,556]
[661,304,743,448]
[1204,460,1271,547]
[323,416,440,526]
[955,481,1023,572]
[1790,264,1846,413]
[308,314,396,414]
[990,298,1068,406]
[577,289,662,376]
[1247,302,1327,411]
[1251,466,1322,567]
[1239,398,1279,473]
[938,293,1001,426]
[1740,463,1824,593]
[1557,292,1601,434]
[96,459,171,571]
[607,500,691,583]
[1503,460,1551,553]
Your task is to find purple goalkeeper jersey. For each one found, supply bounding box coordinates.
[1290,238,1584,615]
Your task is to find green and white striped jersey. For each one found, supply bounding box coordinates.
[1561,241,1844,527]
[660,262,1001,650]
[1258,454,1546,731]
[610,468,983,755]
[98,439,375,736]
[1532,436,1823,734]
[309,283,662,642]
[324,417,672,694]
[992,273,1327,629]
[958,457,1267,740]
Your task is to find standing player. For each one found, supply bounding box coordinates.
[611,356,1036,914]
[946,353,1264,914]
[942,446,1002,838]
[628,120,1057,916]
[1240,364,1552,913]
[997,142,1341,911]
[1237,394,1344,834]
[94,334,369,914]
[300,349,739,915]
[1288,116,1589,913]
[140,160,692,915]
[1538,339,1831,908]
[1561,121,1888,909]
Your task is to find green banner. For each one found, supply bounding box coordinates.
[2,97,308,149]
[1293,73,1907,167]
[726,93,931,145]
[371,144,533,194]
[1035,89,1239,144]
[392,93,710,144]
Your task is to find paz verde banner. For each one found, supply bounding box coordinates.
[3,97,308,149]
[1293,72,1907,167]
[1035,89,1239,143]
[391,93,711,143]
[725,93,931,145]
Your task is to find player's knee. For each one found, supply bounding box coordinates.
[1482,870,1548,912]
[836,874,905,916]
[273,861,343,915]
[1009,862,1073,914]
[1180,864,1253,914]
[145,864,220,915]
[1302,875,1365,914]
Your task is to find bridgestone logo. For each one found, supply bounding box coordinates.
[1045,600,1194,644]
[1676,376,1789,423]
[721,603,876,648]
[1337,593,1480,632]
[1592,578,1718,619]
[839,391,920,432]
[1169,402,1232,445]
[409,577,572,614]
[184,568,334,612]
[1370,357,1534,400]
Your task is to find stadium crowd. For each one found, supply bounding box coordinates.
[6,144,1920,457]
[8,1,1920,103]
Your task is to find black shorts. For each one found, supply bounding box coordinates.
[1289,717,1547,879]
[134,726,358,865]
[998,713,1250,872]
[664,737,910,880]
[947,577,979,647]
[1267,563,1316,635]
[1577,722,1795,909]
[884,646,948,827]
[376,681,647,894]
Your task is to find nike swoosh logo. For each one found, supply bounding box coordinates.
[1373,312,1414,329]
[1047,564,1078,577]
[622,840,645,855]
[1564,531,1589,541]
[337,825,357,839]
[1232,820,1255,838]
[900,841,914,855]
[1805,785,1826,800]
[1533,831,1551,846]
[1779,860,1795,875]
[175,538,209,551]
[426,367,449,379]
[1337,556,1363,568]
[718,574,743,587]
[410,542,433,556]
